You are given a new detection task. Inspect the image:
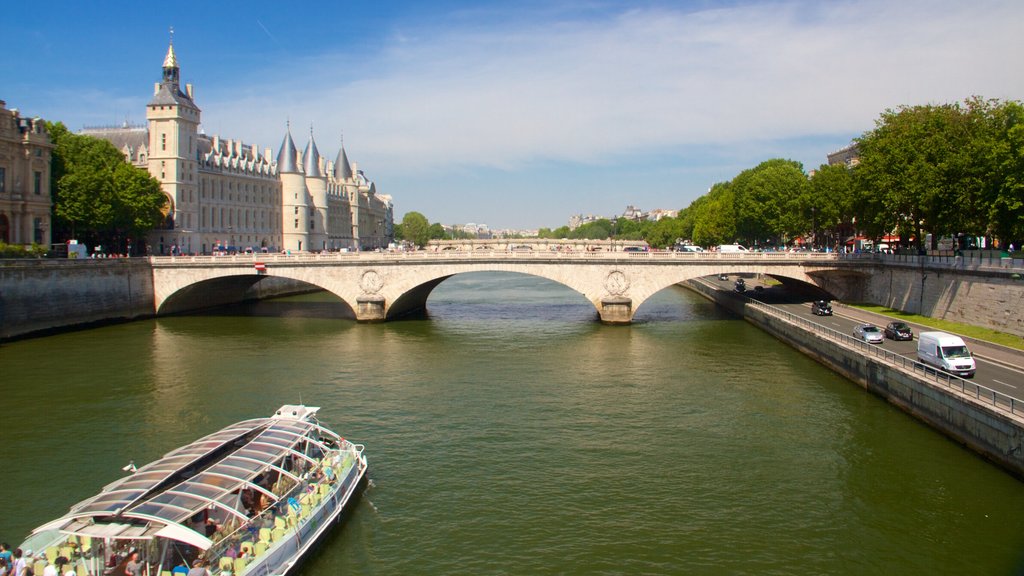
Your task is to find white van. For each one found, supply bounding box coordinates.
[917,331,976,378]
[718,244,748,253]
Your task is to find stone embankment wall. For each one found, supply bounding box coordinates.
[685,279,1024,480]
[0,259,156,340]
[810,258,1024,338]
[0,259,316,341]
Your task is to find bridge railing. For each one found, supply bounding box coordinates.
[740,294,1023,417]
[149,250,846,264]
[838,251,1024,272]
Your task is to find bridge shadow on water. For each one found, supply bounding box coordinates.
[194,291,356,320]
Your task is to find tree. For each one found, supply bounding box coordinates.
[398,212,430,247]
[691,182,737,247]
[46,121,166,253]
[645,216,686,248]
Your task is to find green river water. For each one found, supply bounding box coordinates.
[2,272,1023,574]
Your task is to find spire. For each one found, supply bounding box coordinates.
[333,134,353,181]
[162,27,180,85]
[277,121,300,174]
[302,126,322,178]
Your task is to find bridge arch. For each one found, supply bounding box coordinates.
[149,252,858,324]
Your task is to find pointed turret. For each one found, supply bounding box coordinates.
[277,125,300,174]
[302,129,323,178]
[333,145,353,181]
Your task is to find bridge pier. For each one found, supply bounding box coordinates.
[599,296,633,325]
[356,294,386,323]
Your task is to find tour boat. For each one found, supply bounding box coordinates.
[18,405,367,576]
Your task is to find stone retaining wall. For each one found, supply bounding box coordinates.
[0,259,155,340]
[0,260,316,341]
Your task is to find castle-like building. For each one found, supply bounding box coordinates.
[86,41,392,255]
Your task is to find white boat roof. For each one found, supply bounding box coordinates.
[34,405,339,548]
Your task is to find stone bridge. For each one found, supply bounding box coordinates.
[150,251,864,323]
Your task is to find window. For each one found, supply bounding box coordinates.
[34,171,42,195]
[161,134,166,150]
[310,220,314,230]
[294,219,298,229]
[0,167,5,193]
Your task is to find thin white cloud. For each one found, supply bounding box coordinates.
[199,0,1024,173]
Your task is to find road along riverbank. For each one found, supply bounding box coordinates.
[685,278,1024,481]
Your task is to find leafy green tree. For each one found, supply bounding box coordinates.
[692,182,736,246]
[857,103,969,248]
[428,223,447,240]
[809,163,857,249]
[732,159,807,246]
[397,212,430,247]
[645,216,686,248]
[46,121,166,253]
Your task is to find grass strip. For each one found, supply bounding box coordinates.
[848,304,1024,351]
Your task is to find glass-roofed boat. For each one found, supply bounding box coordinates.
[18,405,367,576]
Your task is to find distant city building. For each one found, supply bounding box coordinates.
[0,99,52,245]
[647,208,678,221]
[568,214,601,230]
[85,40,392,254]
[827,143,860,168]
[621,205,645,221]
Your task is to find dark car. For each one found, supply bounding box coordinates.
[718,274,728,281]
[811,300,833,315]
[884,321,913,341]
[734,278,746,293]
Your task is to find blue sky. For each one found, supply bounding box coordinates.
[3,0,1022,230]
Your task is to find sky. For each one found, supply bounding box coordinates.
[2,0,1022,230]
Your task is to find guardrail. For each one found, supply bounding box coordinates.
[739,294,1023,417]
[149,250,845,264]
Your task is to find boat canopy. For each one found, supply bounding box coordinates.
[33,407,341,551]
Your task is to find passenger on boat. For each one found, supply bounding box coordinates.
[0,543,12,567]
[42,559,57,576]
[102,553,120,576]
[124,552,143,576]
[186,559,209,576]
[171,562,188,576]
[12,548,27,576]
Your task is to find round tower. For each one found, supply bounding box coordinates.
[303,129,328,252]
[277,125,309,252]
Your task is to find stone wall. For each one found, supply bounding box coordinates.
[863,262,1024,337]
[686,279,1024,480]
[0,259,155,340]
[0,259,317,340]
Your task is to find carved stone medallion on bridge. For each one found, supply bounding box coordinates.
[604,270,629,296]
[360,270,384,294]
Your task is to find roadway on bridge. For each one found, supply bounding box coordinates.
[707,275,1024,401]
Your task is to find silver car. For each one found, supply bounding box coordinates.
[853,323,884,344]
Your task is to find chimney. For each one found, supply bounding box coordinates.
[154,83,160,96]
[186,84,193,99]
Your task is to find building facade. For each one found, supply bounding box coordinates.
[0,99,52,246]
[86,41,392,255]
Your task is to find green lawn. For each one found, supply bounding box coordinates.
[849,304,1024,350]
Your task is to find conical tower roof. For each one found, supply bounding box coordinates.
[333,145,353,181]
[302,130,323,178]
[277,125,300,174]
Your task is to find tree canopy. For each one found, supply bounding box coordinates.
[47,122,166,253]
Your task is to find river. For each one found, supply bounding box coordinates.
[2,272,1023,574]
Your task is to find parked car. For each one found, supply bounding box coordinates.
[811,300,833,316]
[884,321,914,341]
[853,323,885,344]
